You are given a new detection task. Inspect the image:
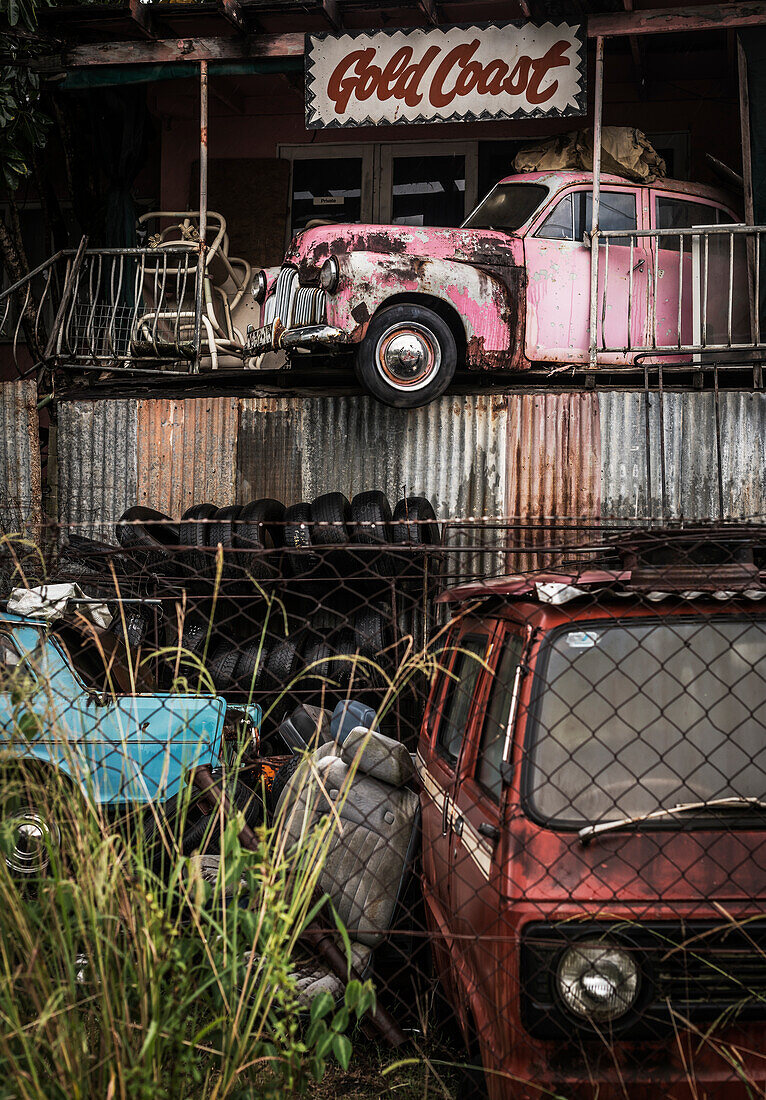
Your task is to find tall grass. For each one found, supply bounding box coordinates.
[0,601,375,1100]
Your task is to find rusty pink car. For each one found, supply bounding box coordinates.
[246,170,741,407]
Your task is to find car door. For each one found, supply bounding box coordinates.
[650,191,747,354]
[448,624,525,1038]
[418,627,495,948]
[523,186,650,364]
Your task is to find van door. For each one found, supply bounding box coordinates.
[418,629,495,951]
[448,625,525,1044]
[523,186,650,364]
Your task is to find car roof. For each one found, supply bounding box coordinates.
[438,569,766,608]
[495,170,737,208]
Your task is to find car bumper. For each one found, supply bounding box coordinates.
[245,322,347,356]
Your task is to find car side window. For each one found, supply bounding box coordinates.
[475,634,525,800]
[436,635,488,768]
[656,196,735,252]
[537,193,574,240]
[537,190,637,244]
[0,634,20,671]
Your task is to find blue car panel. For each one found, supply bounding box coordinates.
[0,612,229,805]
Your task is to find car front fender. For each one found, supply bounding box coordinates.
[328,252,522,370]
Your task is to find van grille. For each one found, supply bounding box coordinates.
[521,920,766,1039]
[263,266,326,330]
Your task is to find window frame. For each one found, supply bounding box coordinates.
[532,186,640,244]
[434,632,491,771]
[472,628,526,803]
[521,613,766,832]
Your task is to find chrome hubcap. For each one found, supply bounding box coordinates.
[3,811,59,877]
[375,322,440,391]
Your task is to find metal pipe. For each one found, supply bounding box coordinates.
[588,35,604,372]
[193,59,209,374]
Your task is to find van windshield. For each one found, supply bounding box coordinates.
[462,183,548,232]
[525,616,766,828]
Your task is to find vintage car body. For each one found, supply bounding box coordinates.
[247,170,741,407]
[417,570,766,1098]
[0,609,260,808]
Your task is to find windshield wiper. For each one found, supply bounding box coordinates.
[578,797,766,846]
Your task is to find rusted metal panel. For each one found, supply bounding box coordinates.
[0,380,41,536]
[237,397,304,505]
[505,392,602,569]
[301,394,509,518]
[599,391,766,522]
[506,392,602,520]
[136,398,238,516]
[56,399,137,537]
[236,393,508,518]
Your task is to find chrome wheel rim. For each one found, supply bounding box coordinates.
[3,809,60,877]
[374,322,440,391]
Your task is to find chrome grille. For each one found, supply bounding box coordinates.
[263,266,326,329]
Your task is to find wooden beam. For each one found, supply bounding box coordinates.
[129,0,159,39]
[322,0,343,32]
[38,33,304,70]
[588,2,766,38]
[418,0,438,26]
[217,0,246,34]
[622,0,647,96]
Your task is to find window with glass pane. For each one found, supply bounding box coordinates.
[391,155,465,227]
[476,635,524,799]
[656,197,734,252]
[0,635,20,670]
[537,193,574,240]
[436,636,487,766]
[573,191,637,244]
[291,157,363,237]
[526,617,766,826]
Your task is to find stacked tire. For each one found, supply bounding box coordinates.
[111,492,441,699]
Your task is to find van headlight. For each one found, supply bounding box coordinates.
[252,270,269,303]
[557,941,639,1022]
[319,256,339,293]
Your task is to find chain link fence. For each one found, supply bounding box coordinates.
[1,508,765,1097]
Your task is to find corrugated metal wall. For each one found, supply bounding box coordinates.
[57,400,137,538]
[599,392,766,522]
[0,380,41,535]
[55,390,766,534]
[238,394,509,519]
[136,398,239,516]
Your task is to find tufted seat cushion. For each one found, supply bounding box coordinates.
[275,729,419,950]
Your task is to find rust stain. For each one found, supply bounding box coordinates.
[136,397,238,517]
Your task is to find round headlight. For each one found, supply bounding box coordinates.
[319,256,339,293]
[252,269,268,304]
[557,941,639,1022]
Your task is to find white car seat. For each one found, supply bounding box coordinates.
[274,726,419,1002]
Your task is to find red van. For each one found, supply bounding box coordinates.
[417,537,766,1098]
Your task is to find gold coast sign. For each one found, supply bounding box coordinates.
[305,22,586,129]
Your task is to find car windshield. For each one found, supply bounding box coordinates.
[462,183,548,232]
[525,616,766,828]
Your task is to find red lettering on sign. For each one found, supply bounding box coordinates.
[323,36,574,116]
[326,48,376,114]
[527,40,571,104]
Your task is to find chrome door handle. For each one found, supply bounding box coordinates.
[478,822,500,842]
[452,817,463,837]
[633,258,645,272]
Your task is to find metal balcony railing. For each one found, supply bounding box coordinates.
[594,223,766,362]
[0,237,246,377]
